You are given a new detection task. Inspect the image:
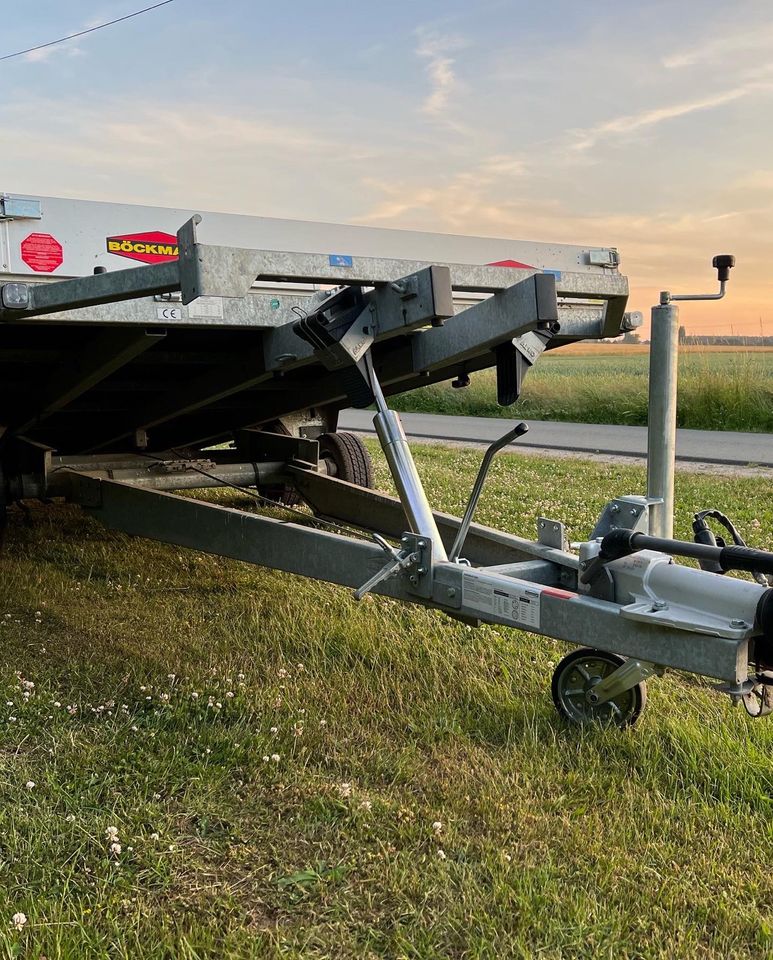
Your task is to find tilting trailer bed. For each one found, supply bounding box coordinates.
[1,194,772,727]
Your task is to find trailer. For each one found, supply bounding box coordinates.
[1,193,771,727]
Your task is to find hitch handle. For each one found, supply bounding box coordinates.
[448,422,529,563]
[598,529,773,576]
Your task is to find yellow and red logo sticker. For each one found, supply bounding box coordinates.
[106,231,179,264]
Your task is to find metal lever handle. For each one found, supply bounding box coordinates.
[448,422,529,562]
[354,548,418,601]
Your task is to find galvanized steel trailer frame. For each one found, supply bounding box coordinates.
[1,216,771,726]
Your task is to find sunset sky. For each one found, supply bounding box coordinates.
[2,0,772,334]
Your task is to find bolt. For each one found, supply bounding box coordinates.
[610,504,620,514]
[417,540,426,549]
[580,560,588,570]
[651,599,668,611]
[447,587,456,598]
[630,509,639,517]
[730,618,747,629]
[401,536,410,545]
[417,567,427,576]
[553,524,559,532]
[539,520,546,528]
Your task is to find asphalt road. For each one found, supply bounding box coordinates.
[339,409,773,467]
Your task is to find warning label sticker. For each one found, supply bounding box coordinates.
[187,297,224,320]
[20,233,63,273]
[462,573,541,629]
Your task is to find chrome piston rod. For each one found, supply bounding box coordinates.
[367,358,447,561]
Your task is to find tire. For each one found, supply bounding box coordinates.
[551,647,647,728]
[318,432,374,488]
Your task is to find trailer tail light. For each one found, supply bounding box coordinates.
[1,282,29,309]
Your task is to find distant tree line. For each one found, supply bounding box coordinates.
[678,327,773,346]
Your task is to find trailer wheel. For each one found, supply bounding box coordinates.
[551,648,647,728]
[319,432,374,488]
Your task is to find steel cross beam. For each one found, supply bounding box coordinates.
[143,274,557,451]
[80,264,455,452]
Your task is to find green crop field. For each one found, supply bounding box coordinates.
[389,347,773,433]
[0,441,772,958]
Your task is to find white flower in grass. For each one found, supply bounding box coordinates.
[277,668,288,680]
[24,781,35,790]
[359,800,372,812]
[271,753,281,762]
[437,848,447,860]
[150,832,160,841]
[432,821,443,835]
[225,691,234,699]
[270,726,278,734]
[109,842,122,856]
[191,692,199,700]
[105,826,120,841]
[262,756,270,762]
[65,814,76,823]
[11,912,27,931]
[337,782,352,799]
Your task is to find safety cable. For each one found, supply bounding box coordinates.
[693,508,771,587]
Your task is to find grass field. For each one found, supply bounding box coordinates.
[389,346,773,433]
[0,440,772,957]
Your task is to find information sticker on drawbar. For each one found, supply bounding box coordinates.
[462,574,540,628]
[187,297,224,320]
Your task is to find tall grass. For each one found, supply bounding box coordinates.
[0,443,771,957]
[390,348,773,432]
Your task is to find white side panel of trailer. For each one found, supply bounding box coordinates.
[0,193,619,281]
